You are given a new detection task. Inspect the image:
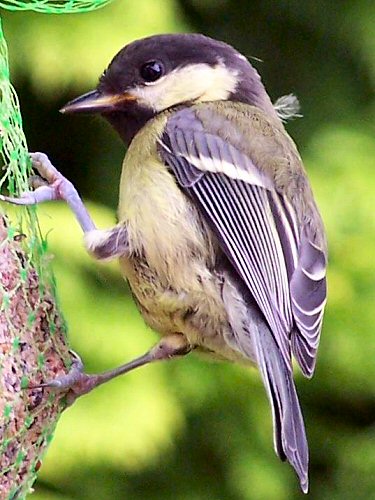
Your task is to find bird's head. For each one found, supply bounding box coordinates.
[61,33,277,145]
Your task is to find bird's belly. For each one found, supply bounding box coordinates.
[119,255,251,364]
[116,121,254,364]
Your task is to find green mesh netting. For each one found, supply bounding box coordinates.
[0,14,71,500]
[0,2,110,498]
[0,0,111,13]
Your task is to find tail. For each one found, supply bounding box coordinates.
[253,324,309,493]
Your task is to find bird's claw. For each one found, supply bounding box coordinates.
[0,184,59,205]
[29,350,99,407]
[0,191,39,205]
[0,152,77,206]
[28,174,49,190]
[29,152,61,185]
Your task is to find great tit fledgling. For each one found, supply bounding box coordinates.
[2,33,327,493]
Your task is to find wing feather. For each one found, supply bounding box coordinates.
[159,107,327,376]
[290,230,327,376]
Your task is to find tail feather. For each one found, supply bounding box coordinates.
[254,325,309,493]
[220,272,309,492]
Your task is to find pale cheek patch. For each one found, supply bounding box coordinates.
[130,63,239,112]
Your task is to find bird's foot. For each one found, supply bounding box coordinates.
[1,153,71,205]
[31,334,192,407]
[28,351,97,407]
[0,152,95,232]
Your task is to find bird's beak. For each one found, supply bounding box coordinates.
[60,90,137,114]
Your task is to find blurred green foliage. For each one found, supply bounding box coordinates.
[1,0,375,498]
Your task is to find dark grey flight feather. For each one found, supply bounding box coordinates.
[159,104,327,491]
[159,105,327,378]
[290,227,327,376]
[160,109,296,368]
[253,315,309,493]
[220,271,309,493]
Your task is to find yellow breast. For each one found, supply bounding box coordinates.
[117,112,214,289]
[115,113,248,364]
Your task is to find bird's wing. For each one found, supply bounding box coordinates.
[289,225,327,376]
[158,105,326,376]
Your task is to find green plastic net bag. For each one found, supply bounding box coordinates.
[0,1,112,498]
[0,0,111,13]
[0,215,70,500]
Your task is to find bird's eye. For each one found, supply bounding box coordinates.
[140,61,164,82]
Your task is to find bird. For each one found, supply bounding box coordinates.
[1,33,327,493]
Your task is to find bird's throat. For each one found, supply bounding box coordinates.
[103,106,156,147]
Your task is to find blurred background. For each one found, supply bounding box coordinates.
[2,0,375,498]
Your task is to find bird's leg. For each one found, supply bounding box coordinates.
[33,334,192,407]
[0,152,129,260]
[1,152,135,397]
